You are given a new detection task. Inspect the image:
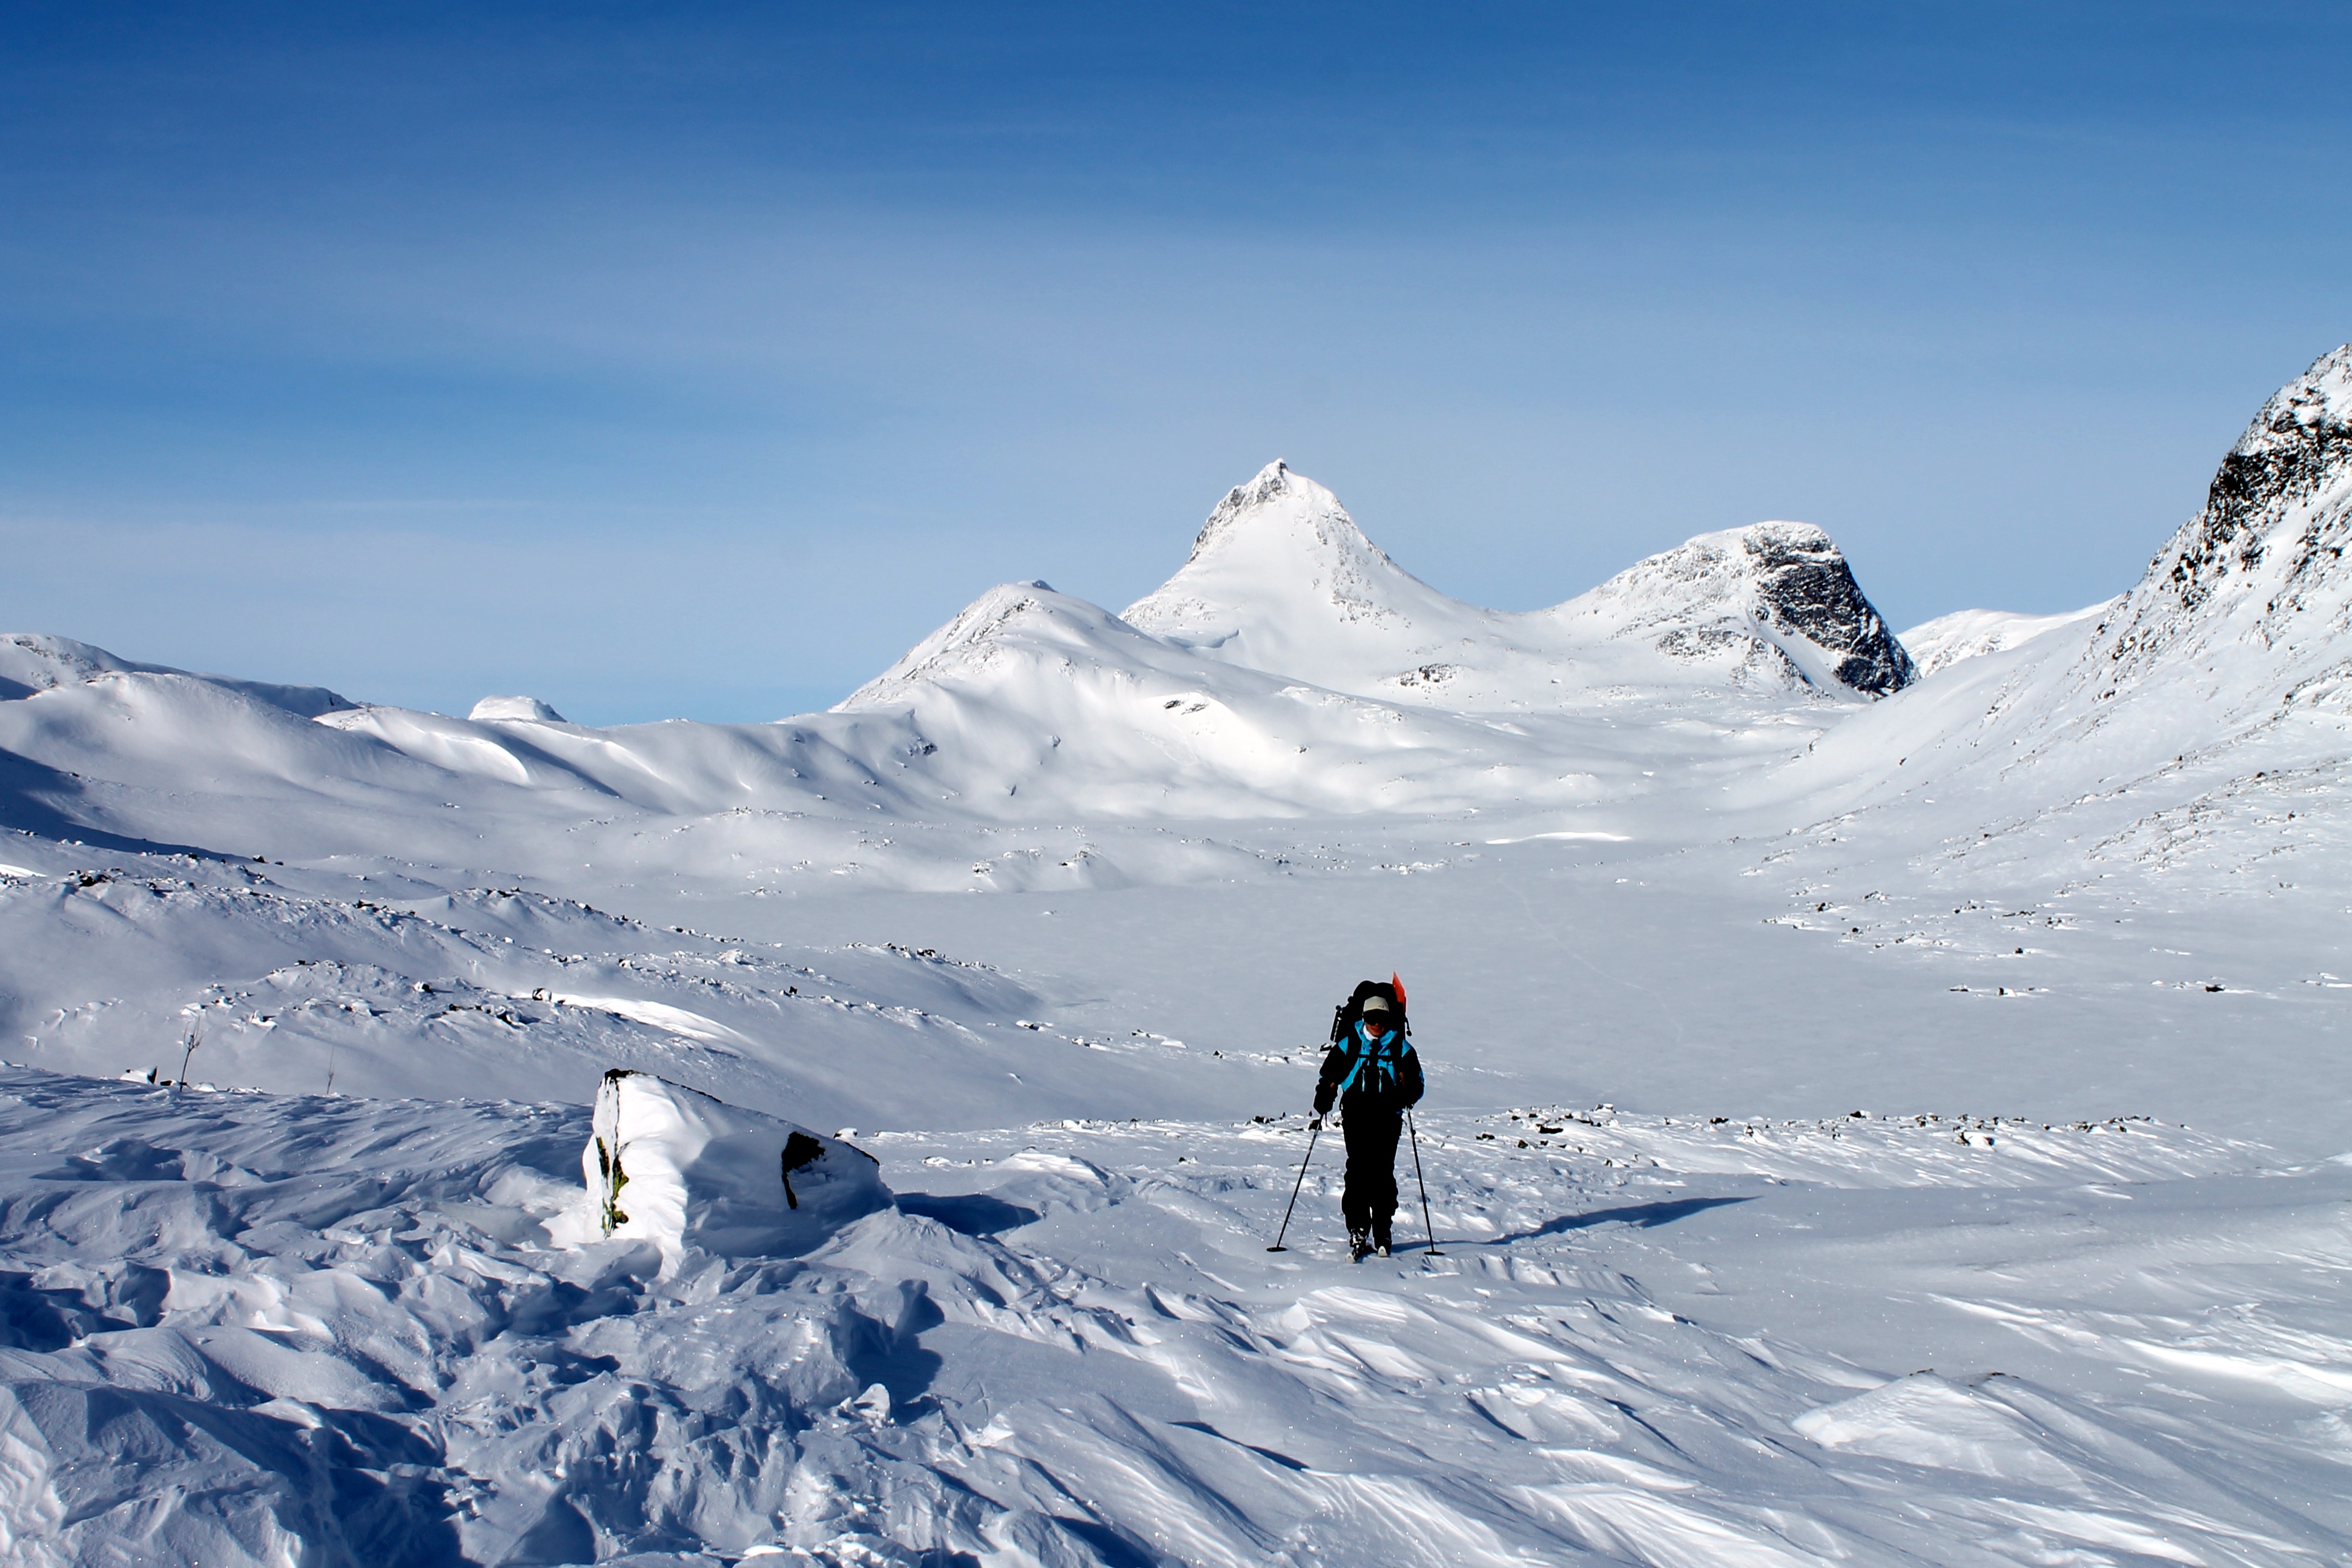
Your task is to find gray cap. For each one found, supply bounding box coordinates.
[1359,994,1393,1014]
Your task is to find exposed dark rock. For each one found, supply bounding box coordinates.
[2102,343,2352,680]
[2167,345,2352,615]
[1742,526,1918,696]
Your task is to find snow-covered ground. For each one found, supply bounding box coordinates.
[1897,603,2116,679]
[3,349,2350,1563]
[6,1071,2346,1566]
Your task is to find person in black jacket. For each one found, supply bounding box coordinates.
[1313,985,1424,1260]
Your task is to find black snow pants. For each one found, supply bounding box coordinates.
[1341,1104,1402,1242]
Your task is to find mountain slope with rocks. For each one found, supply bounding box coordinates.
[1124,461,1914,708]
[4,355,2352,1567]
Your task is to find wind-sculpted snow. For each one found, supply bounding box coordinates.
[7,356,2352,1563]
[1,1070,2342,1566]
[0,847,1267,1132]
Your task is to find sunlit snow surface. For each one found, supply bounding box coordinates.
[5,355,2352,1563]
[3,1071,2347,1566]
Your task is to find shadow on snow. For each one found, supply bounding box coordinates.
[1483,1194,1754,1245]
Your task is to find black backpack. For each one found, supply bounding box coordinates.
[1329,976,1409,1044]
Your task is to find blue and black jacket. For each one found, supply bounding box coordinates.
[1313,1020,1424,1117]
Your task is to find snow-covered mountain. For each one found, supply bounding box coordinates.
[1123,461,1915,706]
[1,631,354,717]
[1898,601,2115,677]
[832,579,1602,818]
[2086,343,2352,714]
[1737,346,2352,1041]
[1795,344,2352,815]
[1542,518,1917,697]
[470,693,568,722]
[6,356,2352,1568]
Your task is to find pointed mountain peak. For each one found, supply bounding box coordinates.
[1180,460,1373,567]
[1123,464,1470,693]
[2234,343,2352,461]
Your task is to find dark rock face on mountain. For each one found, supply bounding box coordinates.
[1563,521,1917,699]
[2161,346,2352,614]
[1744,526,1919,696]
[2097,344,2352,690]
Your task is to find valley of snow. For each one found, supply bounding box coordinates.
[3,350,2350,1565]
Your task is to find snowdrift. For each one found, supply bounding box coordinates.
[1,1070,2338,1568]
[580,1069,888,1257]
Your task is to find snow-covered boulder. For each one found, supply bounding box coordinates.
[581,1070,888,1257]
[469,694,567,723]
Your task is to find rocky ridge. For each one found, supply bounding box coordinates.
[1126,461,1914,707]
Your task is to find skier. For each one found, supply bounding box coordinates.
[1312,981,1424,1260]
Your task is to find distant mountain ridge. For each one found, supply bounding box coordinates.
[1786,342,2352,822]
[24,351,2352,852]
[2089,343,2352,709]
[1123,461,1913,708]
[1899,603,2116,679]
[0,632,353,718]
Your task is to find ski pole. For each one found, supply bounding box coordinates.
[1407,1108,1441,1256]
[1266,1118,1323,1252]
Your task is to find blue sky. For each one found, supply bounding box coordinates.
[5,2,2350,722]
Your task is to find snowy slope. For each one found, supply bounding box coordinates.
[1782,344,2352,819]
[0,840,1279,1133]
[0,633,354,718]
[3,1068,2344,1566]
[5,354,2352,1565]
[1541,518,1917,697]
[1124,461,1915,706]
[1898,601,2116,678]
[0,602,1739,855]
[834,578,1711,817]
[1726,346,2352,1073]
